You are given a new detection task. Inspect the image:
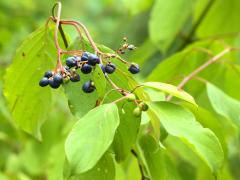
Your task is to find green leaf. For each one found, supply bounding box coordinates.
[64,83,97,119]
[115,154,141,180]
[183,103,227,156]
[112,102,141,162]
[149,0,194,52]
[67,153,115,180]
[138,135,181,180]
[93,64,106,98]
[3,27,55,139]
[207,83,240,128]
[65,103,120,174]
[196,0,240,38]
[152,102,224,173]
[143,82,197,106]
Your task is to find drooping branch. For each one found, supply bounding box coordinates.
[166,47,233,101]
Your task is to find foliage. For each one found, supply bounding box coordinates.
[1,0,240,180]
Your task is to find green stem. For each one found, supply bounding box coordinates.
[178,0,216,50]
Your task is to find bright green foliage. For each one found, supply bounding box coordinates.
[92,65,107,98]
[4,27,55,139]
[152,102,224,173]
[65,104,119,174]
[2,0,240,179]
[143,82,197,106]
[112,102,141,162]
[67,153,115,180]
[149,0,194,52]
[138,135,181,180]
[184,104,227,155]
[196,0,240,37]
[64,78,99,118]
[207,83,240,128]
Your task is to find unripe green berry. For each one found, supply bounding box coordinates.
[63,76,70,84]
[126,93,136,101]
[133,107,141,117]
[139,102,149,111]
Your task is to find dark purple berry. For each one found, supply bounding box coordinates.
[66,57,77,68]
[74,56,81,62]
[105,63,116,74]
[82,80,95,93]
[128,64,140,74]
[39,77,49,87]
[53,74,63,84]
[81,52,90,61]
[49,79,60,89]
[81,64,92,74]
[70,74,80,82]
[44,71,53,78]
[87,54,100,66]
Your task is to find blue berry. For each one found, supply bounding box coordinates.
[74,56,81,61]
[66,57,77,68]
[82,80,95,93]
[53,74,63,84]
[81,52,90,61]
[81,64,92,74]
[49,79,60,89]
[128,64,140,74]
[105,63,116,74]
[87,54,100,66]
[70,74,80,82]
[39,77,49,87]
[44,71,53,78]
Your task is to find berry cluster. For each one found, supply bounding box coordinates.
[39,70,63,89]
[39,51,140,93]
[117,37,136,54]
[133,102,149,117]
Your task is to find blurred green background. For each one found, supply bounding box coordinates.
[0,0,151,63]
[1,0,240,179]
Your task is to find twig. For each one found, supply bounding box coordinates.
[51,3,68,48]
[131,149,150,180]
[60,19,101,54]
[166,47,233,101]
[58,24,68,48]
[59,20,85,50]
[52,2,64,72]
[105,74,128,96]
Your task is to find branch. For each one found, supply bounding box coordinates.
[60,19,101,54]
[178,0,216,50]
[166,47,233,101]
[59,20,85,50]
[53,2,62,52]
[58,24,68,48]
[131,149,150,180]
